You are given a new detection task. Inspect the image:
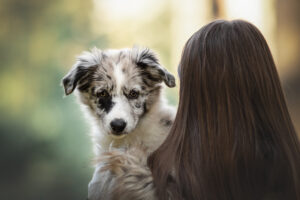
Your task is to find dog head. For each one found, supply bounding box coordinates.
[62,47,175,138]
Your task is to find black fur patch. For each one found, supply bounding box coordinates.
[74,66,96,85]
[91,87,96,95]
[98,96,115,113]
[110,85,114,92]
[135,49,168,87]
[137,61,148,67]
[142,78,152,87]
[141,71,161,82]
[137,48,159,67]
[157,68,165,76]
[78,82,91,92]
[142,103,147,115]
[160,118,172,127]
[92,76,103,82]
[62,65,98,95]
[77,72,98,92]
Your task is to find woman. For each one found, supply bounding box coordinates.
[88,19,300,200]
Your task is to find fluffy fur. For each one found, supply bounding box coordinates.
[88,147,157,200]
[62,47,176,199]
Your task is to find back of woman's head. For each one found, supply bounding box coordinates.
[148,19,300,200]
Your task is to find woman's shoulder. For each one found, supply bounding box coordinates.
[88,146,157,200]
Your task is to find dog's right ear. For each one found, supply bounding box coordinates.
[62,64,91,95]
[62,48,102,95]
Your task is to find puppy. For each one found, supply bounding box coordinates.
[62,47,176,155]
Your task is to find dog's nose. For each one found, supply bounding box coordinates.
[110,119,127,134]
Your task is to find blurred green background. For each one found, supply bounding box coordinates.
[0,0,299,199]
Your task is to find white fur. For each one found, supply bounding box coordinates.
[95,96,175,155]
[114,64,125,93]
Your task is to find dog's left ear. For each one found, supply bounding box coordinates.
[135,48,176,88]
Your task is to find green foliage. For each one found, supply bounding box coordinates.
[0,0,98,199]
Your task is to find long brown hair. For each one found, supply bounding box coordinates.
[148,19,300,200]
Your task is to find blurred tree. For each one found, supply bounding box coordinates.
[0,0,105,199]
